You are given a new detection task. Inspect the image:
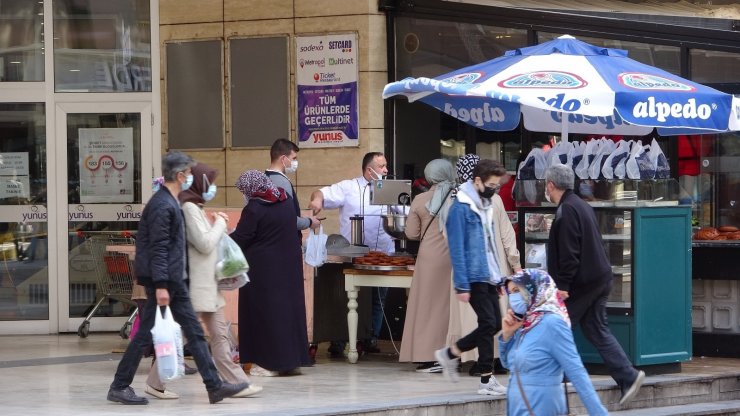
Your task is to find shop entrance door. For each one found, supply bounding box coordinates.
[55,102,152,334]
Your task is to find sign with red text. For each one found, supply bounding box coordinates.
[78,128,135,203]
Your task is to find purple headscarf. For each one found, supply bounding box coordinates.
[235,170,286,203]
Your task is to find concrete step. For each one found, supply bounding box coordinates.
[610,399,740,415]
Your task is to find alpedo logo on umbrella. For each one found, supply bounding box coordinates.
[619,73,696,92]
[498,71,587,89]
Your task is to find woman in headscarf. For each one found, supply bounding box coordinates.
[400,159,457,372]
[500,269,607,415]
[231,170,311,377]
[178,163,262,397]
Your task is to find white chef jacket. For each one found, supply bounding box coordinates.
[320,176,396,254]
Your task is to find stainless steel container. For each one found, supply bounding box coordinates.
[349,215,364,246]
[382,214,408,251]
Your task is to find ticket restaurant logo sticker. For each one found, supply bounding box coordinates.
[498,71,587,89]
[443,72,484,84]
[619,73,695,92]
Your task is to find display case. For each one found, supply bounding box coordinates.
[516,180,692,369]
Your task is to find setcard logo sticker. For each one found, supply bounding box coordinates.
[443,72,484,84]
[619,73,695,92]
[498,71,587,89]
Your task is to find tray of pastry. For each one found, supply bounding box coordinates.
[352,250,416,269]
[353,264,410,271]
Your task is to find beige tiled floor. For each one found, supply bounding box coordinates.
[0,334,737,416]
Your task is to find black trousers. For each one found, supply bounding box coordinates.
[567,279,638,389]
[455,282,501,375]
[110,283,222,391]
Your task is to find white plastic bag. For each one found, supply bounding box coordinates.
[588,139,616,180]
[575,139,599,179]
[151,305,184,382]
[218,272,249,291]
[216,234,249,279]
[648,138,671,179]
[548,141,573,169]
[602,140,630,179]
[625,140,645,179]
[305,225,328,267]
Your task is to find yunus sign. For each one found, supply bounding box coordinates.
[296,33,359,148]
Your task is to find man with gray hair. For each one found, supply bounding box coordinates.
[107,151,247,405]
[544,163,645,406]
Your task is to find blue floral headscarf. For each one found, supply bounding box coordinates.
[506,269,570,334]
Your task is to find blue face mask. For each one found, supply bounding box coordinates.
[508,292,529,316]
[202,184,217,201]
[181,174,193,191]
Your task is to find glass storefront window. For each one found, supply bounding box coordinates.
[0,103,48,320]
[53,0,152,92]
[538,32,680,76]
[396,17,527,78]
[697,132,740,229]
[690,49,740,84]
[66,113,141,318]
[0,0,45,82]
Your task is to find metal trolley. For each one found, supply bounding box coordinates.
[77,232,138,339]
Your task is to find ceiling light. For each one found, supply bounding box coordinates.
[10,61,21,64]
[69,69,80,72]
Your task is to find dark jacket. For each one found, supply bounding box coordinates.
[546,190,612,293]
[134,186,188,289]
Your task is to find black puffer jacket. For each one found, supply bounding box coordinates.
[546,190,612,293]
[134,186,188,289]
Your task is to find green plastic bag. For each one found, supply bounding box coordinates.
[215,234,249,279]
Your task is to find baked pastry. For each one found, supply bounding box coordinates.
[715,235,729,240]
[719,226,739,233]
[696,227,719,240]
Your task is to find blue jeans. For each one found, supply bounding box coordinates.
[110,282,222,391]
[371,287,389,339]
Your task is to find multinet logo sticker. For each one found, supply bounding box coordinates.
[619,73,695,92]
[498,71,588,89]
[443,72,484,84]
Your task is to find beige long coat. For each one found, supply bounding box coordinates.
[399,186,453,363]
[446,193,521,362]
[182,202,227,312]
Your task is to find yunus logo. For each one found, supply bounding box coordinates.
[443,72,484,84]
[619,73,695,92]
[499,71,587,89]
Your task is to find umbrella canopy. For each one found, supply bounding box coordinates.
[383,35,740,137]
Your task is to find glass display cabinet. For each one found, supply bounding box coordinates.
[516,179,692,369]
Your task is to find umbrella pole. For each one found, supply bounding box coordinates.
[560,112,569,143]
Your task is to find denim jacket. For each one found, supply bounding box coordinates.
[445,187,498,293]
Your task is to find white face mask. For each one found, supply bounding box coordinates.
[284,159,298,174]
[202,184,217,202]
[544,184,552,203]
[369,167,384,181]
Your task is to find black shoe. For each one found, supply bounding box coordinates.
[328,341,345,358]
[184,363,198,375]
[619,370,646,405]
[107,387,149,405]
[208,382,249,404]
[363,338,380,354]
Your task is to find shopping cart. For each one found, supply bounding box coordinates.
[77,232,138,339]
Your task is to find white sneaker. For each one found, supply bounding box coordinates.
[249,364,279,377]
[144,384,179,399]
[477,377,507,396]
[434,348,460,383]
[232,384,263,397]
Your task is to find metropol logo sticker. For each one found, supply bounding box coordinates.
[619,73,696,92]
[443,72,484,84]
[498,71,587,89]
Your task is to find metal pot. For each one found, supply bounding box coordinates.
[381,214,407,240]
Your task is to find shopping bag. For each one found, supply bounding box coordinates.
[648,138,671,179]
[305,225,328,267]
[217,272,249,291]
[151,305,184,382]
[216,234,249,279]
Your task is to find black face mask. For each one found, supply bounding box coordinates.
[478,185,497,199]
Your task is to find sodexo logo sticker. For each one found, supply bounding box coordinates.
[619,73,695,92]
[498,71,587,89]
[443,72,484,84]
[299,41,324,53]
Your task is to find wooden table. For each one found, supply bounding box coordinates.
[343,267,413,364]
